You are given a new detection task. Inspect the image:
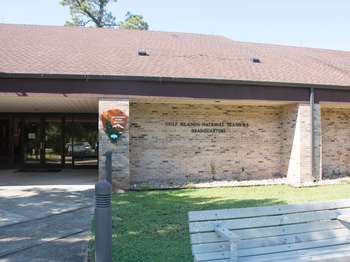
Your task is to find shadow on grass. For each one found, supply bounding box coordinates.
[90,189,286,262]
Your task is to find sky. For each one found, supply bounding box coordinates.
[1,0,350,51]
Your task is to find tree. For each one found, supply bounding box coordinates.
[61,0,117,27]
[60,0,149,30]
[118,12,149,30]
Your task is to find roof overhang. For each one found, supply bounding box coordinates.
[0,94,98,113]
[2,73,350,103]
[0,73,311,102]
[1,72,350,91]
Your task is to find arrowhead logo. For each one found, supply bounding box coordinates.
[101,109,128,143]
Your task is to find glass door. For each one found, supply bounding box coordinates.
[44,117,63,167]
[0,118,10,166]
[23,118,43,166]
[19,115,97,169]
[22,116,63,168]
[64,116,98,168]
[71,116,98,168]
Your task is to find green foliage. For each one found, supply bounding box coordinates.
[118,12,149,30]
[90,183,350,261]
[60,0,118,27]
[60,0,149,30]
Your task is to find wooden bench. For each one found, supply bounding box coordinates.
[188,199,350,262]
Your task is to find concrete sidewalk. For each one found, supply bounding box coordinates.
[0,170,97,262]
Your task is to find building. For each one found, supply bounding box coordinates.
[1,23,350,191]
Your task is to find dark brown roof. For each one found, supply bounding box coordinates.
[1,23,350,87]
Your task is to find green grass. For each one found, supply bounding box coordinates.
[90,183,350,262]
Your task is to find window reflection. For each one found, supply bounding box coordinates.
[65,116,98,168]
[23,118,41,165]
[45,117,62,166]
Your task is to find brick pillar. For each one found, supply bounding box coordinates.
[287,103,321,186]
[99,99,130,192]
[313,103,322,182]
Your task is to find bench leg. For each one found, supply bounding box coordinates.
[230,242,238,262]
[214,224,239,262]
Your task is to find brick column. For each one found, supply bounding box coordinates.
[98,99,130,192]
[287,103,321,186]
[313,103,322,182]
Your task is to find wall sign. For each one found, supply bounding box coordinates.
[165,121,249,133]
[101,109,128,143]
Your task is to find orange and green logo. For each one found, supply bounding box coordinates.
[101,109,128,142]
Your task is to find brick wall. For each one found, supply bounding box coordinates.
[98,99,337,190]
[129,102,290,189]
[281,104,298,179]
[321,107,350,179]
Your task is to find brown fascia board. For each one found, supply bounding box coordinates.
[1,72,350,91]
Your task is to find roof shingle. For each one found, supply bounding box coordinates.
[1,23,350,87]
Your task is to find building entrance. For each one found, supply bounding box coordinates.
[0,114,98,169]
[22,117,63,167]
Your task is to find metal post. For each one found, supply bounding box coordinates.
[95,180,112,262]
[105,151,112,185]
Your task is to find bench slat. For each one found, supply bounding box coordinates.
[195,242,350,261]
[240,235,350,257]
[240,243,350,262]
[189,199,350,222]
[193,249,350,262]
[194,235,350,259]
[282,251,350,262]
[189,208,350,233]
[191,220,345,244]
[192,228,350,254]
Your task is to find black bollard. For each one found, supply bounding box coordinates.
[95,180,112,262]
[105,151,112,185]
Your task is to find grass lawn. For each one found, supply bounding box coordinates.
[90,183,350,262]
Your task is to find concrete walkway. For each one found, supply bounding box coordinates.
[0,170,97,262]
